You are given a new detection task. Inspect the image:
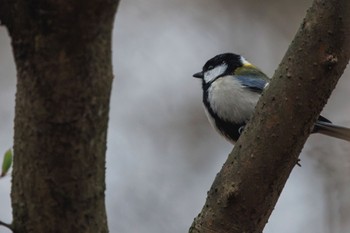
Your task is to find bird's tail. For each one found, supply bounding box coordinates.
[314,121,350,142]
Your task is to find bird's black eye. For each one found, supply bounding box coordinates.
[207,65,214,70]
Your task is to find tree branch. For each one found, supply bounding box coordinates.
[190,0,350,232]
[0,220,13,232]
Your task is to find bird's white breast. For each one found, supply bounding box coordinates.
[207,76,260,123]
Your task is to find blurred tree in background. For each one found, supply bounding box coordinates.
[0,0,119,232]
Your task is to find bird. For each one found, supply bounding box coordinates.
[193,53,350,144]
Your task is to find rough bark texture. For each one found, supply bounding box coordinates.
[0,0,119,232]
[190,0,350,232]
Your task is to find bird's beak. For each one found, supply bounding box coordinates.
[193,71,204,79]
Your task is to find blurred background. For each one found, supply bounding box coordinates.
[1,0,350,232]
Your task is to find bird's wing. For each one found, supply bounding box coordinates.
[235,75,268,93]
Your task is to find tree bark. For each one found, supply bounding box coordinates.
[189,0,350,232]
[0,1,119,232]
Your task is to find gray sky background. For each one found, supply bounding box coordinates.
[1,0,350,232]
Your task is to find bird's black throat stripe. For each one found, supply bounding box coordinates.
[202,75,225,90]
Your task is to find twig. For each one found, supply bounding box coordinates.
[0,220,13,232]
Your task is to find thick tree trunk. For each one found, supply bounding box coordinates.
[0,1,119,232]
[190,0,350,232]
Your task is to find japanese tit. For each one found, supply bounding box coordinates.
[193,53,350,144]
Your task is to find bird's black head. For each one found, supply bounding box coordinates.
[193,53,244,83]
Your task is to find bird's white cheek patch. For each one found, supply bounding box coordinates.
[204,64,228,83]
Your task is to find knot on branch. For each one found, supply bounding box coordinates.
[323,54,338,70]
